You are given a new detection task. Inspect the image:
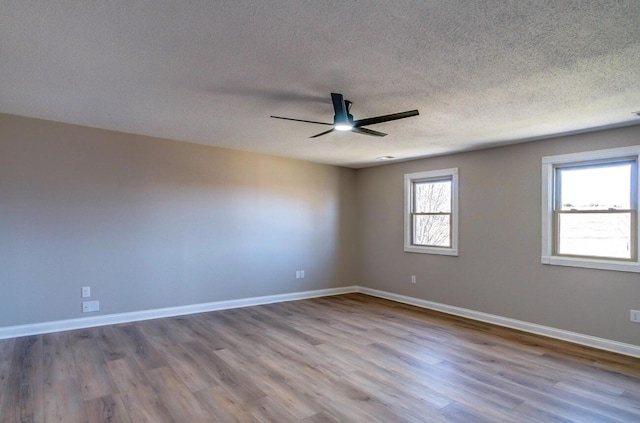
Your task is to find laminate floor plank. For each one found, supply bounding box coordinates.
[158,342,219,393]
[106,357,150,394]
[258,333,349,380]
[0,338,15,365]
[511,401,584,423]
[42,332,78,384]
[342,369,452,423]
[147,366,212,423]
[0,338,15,418]
[440,401,515,423]
[107,358,174,423]
[119,382,174,423]
[299,410,342,423]
[69,330,118,401]
[277,350,423,423]
[215,348,320,420]
[246,347,385,423]
[190,314,249,350]
[136,318,193,349]
[193,385,260,423]
[169,316,229,350]
[12,336,43,388]
[111,325,167,372]
[0,336,44,423]
[1,293,639,422]
[248,395,305,423]
[185,339,267,403]
[313,374,426,423]
[432,359,624,422]
[90,326,129,362]
[84,394,132,423]
[43,378,88,423]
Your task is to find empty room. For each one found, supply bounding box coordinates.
[1,2,639,422]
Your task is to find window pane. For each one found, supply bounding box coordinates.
[557,212,632,259]
[415,180,451,213]
[413,215,450,247]
[558,163,631,210]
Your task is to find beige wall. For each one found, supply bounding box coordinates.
[356,125,640,345]
[2,112,639,347]
[0,114,357,326]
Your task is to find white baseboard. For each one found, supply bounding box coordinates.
[2,285,638,359]
[0,286,358,340]
[357,287,640,359]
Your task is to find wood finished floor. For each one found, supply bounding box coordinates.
[1,294,639,423]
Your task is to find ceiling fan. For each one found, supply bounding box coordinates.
[270,93,419,138]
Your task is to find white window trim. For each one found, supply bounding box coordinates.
[404,168,459,256]
[541,145,640,273]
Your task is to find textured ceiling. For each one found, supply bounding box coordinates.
[1,1,639,168]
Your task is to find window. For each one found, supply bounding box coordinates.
[542,146,640,272]
[404,168,458,255]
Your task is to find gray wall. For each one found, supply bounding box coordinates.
[356,125,640,346]
[0,114,357,326]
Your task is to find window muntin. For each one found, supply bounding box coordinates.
[541,146,640,273]
[404,168,458,256]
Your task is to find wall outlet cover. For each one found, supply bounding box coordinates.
[82,300,100,313]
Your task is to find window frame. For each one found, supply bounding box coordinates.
[541,145,640,273]
[404,168,459,256]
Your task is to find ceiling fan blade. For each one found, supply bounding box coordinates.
[309,128,335,138]
[271,116,333,126]
[351,127,387,137]
[353,110,419,127]
[330,93,349,123]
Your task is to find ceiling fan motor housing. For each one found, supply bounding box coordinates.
[270,92,419,138]
[334,113,354,125]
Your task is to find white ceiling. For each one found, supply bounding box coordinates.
[1,1,639,168]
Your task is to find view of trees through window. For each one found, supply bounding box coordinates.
[413,180,451,247]
[556,162,634,259]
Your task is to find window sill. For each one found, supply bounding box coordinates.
[541,255,640,273]
[405,245,458,256]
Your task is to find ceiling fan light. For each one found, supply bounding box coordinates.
[335,123,353,131]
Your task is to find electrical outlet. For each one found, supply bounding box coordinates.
[295,270,305,279]
[81,286,91,298]
[631,310,640,323]
[411,275,416,284]
[300,270,305,278]
[82,300,99,313]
